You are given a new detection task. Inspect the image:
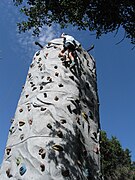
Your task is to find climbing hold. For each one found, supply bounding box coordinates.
[40,86,43,90]
[28,119,33,125]
[54,65,58,69]
[31,84,35,87]
[58,84,63,87]
[32,87,37,91]
[60,119,66,124]
[76,117,81,125]
[30,63,34,68]
[41,82,48,86]
[67,105,72,114]
[40,164,45,172]
[52,144,63,152]
[19,108,23,113]
[41,107,46,111]
[44,93,47,98]
[27,105,31,112]
[77,160,81,166]
[28,73,31,78]
[40,68,42,71]
[10,118,14,123]
[25,94,29,98]
[61,169,69,177]
[83,168,90,177]
[20,134,24,140]
[36,51,40,56]
[6,147,11,155]
[54,96,59,101]
[57,130,63,138]
[93,146,99,154]
[47,123,52,129]
[55,72,59,76]
[6,169,13,178]
[45,53,48,58]
[38,57,42,61]
[19,121,25,127]
[39,148,46,159]
[47,77,52,82]
[16,157,21,166]
[88,111,94,120]
[41,154,45,160]
[9,126,16,134]
[82,112,88,121]
[19,164,27,176]
[93,132,97,139]
[30,82,33,84]
[69,76,74,81]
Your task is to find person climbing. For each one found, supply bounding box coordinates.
[59,33,81,68]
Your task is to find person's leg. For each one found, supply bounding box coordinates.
[68,51,74,61]
[59,44,68,57]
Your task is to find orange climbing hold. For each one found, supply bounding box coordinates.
[28,119,33,125]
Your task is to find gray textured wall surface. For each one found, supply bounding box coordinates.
[0,37,100,180]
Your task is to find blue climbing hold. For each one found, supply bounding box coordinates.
[19,164,27,176]
[88,111,93,119]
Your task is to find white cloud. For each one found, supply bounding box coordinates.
[16,24,61,60]
[38,25,60,45]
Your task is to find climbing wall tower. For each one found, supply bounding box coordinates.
[0,37,101,179]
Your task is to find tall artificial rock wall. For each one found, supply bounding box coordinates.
[0,37,101,180]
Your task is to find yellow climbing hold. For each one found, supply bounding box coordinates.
[52,144,63,151]
[82,112,88,121]
[16,157,21,166]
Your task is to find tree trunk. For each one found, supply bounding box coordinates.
[0,37,101,179]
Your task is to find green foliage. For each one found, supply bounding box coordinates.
[100,131,135,180]
[13,0,135,44]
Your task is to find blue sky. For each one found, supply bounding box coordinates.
[0,1,135,164]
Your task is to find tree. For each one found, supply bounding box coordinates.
[100,131,135,180]
[13,0,135,44]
